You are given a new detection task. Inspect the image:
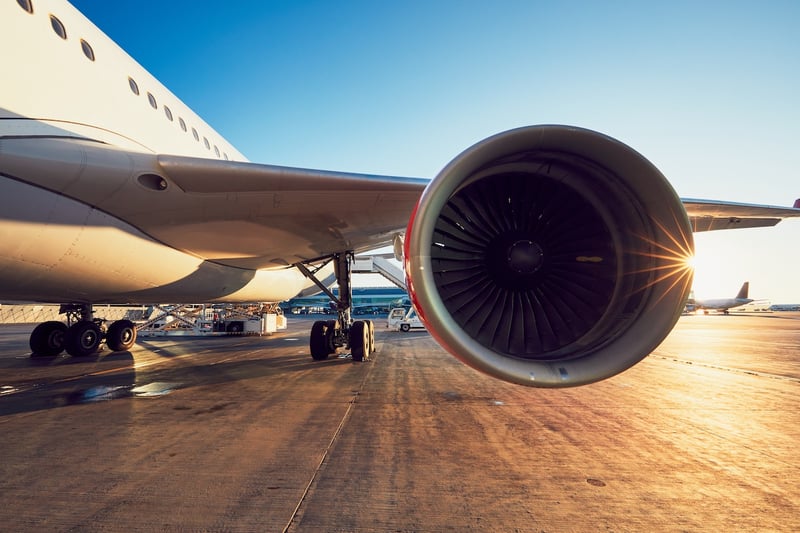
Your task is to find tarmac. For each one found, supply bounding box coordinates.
[1,312,799,532]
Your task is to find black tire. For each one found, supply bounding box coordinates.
[106,319,137,352]
[310,321,329,360]
[400,323,411,332]
[349,320,369,362]
[29,321,68,357]
[65,321,103,357]
[226,321,243,333]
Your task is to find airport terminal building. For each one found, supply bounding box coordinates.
[282,286,409,315]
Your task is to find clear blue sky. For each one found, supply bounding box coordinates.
[71,0,800,303]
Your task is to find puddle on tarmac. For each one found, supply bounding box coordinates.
[65,381,181,404]
[131,381,180,397]
[68,385,131,403]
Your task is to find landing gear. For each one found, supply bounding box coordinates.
[297,253,375,362]
[28,304,138,357]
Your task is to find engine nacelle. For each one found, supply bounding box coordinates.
[405,125,694,387]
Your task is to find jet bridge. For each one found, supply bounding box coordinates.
[352,255,406,290]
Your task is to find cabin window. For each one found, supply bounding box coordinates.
[147,92,157,109]
[203,137,210,150]
[214,145,220,157]
[164,105,174,121]
[179,118,187,132]
[49,15,67,40]
[223,152,229,160]
[128,77,140,96]
[17,0,33,14]
[80,39,95,61]
[192,128,199,141]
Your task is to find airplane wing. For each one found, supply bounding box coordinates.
[681,198,800,231]
[155,155,800,263]
[157,155,800,253]
[147,154,429,269]
[134,155,428,268]
[0,137,428,272]
[8,136,798,273]
[147,156,800,263]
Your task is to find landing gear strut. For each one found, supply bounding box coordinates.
[29,304,137,357]
[296,253,375,362]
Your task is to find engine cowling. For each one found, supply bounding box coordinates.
[404,125,694,387]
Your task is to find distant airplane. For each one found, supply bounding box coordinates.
[689,282,754,314]
[2,0,800,387]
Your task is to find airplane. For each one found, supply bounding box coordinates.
[2,0,800,388]
[688,282,755,314]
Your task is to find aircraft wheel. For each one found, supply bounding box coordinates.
[29,321,68,356]
[366,320,375,353]
[226,321,244,333]
[65,321,103,357]
[324,320,338,354]
[349,320,369,362]
[106,319,137,351]
[310,321,330,360]
[400,323,411,332]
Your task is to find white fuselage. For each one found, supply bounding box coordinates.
[694,297,753,311]
[0,0,319,304]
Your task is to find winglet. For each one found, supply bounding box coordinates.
[794,198,800,209]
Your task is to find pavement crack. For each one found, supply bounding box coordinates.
[282,357,376,532]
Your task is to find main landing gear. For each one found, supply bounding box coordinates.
[29,304,137,357]
[296,253,375,362]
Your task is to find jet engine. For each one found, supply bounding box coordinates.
[404,125,694,387]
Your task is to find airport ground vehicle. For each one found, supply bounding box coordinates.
[387,307,426,332]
